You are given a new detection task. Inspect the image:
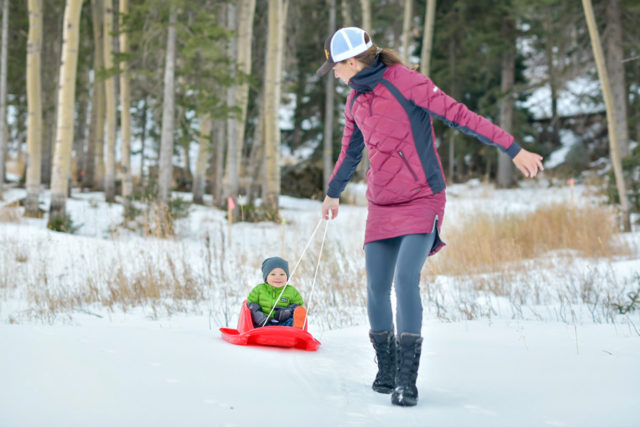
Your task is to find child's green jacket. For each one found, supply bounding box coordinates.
[247,283,304,318]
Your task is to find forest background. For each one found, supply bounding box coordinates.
[0,0,639,233]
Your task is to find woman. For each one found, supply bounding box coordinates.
[318,27,543,407]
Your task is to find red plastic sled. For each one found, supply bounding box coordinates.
[219,300,321,351]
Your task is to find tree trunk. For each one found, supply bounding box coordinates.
[138,96,147,184]
[446,36,457,183]
[119,0,132,201]
[48,0,83,225]
[74,68,89,184]
[544,9,560,148]
[222,3,238,205]
[192,114,212,204]
[85,0,105,190]
[26,0,43,215]
[604,0,629,158]
[103,0,116,202]
[213,119,225,205]
[400,0,413,64]
[0,0,9,197]
[582,0,630,231]
[497,15,515,189]
[262,0,283,216]
[340,0,352,27]
[247,94,264,205]
[420,0,435,76]
[360,0,371,33]
[41,0,64,186]
[235,0,255,195]
[355,0,371,180]
[158,6,177,206]
[323,0,336,194]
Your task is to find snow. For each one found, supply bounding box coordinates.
[1,181,639,426]
[519,76,604,121]
[1,314,637,426]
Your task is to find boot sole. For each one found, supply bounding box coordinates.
[372,384,394,394]
[391,389,418,406]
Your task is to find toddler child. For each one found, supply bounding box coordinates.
[247,256,307,329]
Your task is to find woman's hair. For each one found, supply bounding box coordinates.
[350,33,407,68]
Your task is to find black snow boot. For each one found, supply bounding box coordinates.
[391,332,423,407]
[369,330,397,394]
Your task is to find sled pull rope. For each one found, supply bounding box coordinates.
[302,215,330,330]
[261,217,324,327]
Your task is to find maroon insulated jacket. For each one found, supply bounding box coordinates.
[327,57,522,249]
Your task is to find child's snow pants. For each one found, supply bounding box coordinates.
[364,232,436,336]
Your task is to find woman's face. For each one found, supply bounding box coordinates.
[333,59,360,84]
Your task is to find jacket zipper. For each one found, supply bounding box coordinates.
[398,151,419,182]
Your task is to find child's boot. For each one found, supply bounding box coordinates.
[369,330,396,394]
[292,306,307,329]
[391,332,423,406]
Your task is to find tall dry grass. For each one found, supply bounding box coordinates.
[428,202,630,276]
[0,203,21,223]
[1,197,637,327]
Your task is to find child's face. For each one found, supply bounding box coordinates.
[266,268,288,288]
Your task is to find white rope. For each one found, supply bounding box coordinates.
[302,216,330,330]
[261,216,324,327]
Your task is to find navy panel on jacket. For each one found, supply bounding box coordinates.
[379,80,446,195]
[327,124,365,198]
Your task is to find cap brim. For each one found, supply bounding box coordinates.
[315,60,334,76]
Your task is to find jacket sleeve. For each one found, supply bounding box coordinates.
[291,287,304,306]
[406,71,522,159]
[247,284,261,306]
[327,93,365,198]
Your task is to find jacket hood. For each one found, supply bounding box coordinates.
[348,55,386,93]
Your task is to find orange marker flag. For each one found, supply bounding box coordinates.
[228,197,235,210]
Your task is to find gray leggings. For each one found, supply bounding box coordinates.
[364,232,436,335]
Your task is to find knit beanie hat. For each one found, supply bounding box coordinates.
[261,257,290,282]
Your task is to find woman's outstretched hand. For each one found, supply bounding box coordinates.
[322,195,339,220]
[513,149,544,178]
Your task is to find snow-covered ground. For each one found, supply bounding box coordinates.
[1,180,639,426]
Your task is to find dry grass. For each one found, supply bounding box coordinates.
[428,202,631,276]
[0,203,21,223]
[1,198,636,327]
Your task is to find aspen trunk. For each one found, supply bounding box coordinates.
[49,0,83,225]
[103,0,116,202]
[192,114,212,204]
[41,1,64,185]
[604,0,629,158]
[158,6,177,206]
[213,119,225,205]
[86,0,105,190]
[360,0,371,33]
[420,0,435,76]
[235,0,255,194]
[582,0,631,231]
[222,3,238,205]
[400,0,412,64]
[323,0,336,193]
[355,0,371,180]
[26,0,43,215]
[262,0,283,215]
[119,0,132,201]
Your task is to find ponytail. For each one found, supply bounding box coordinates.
[342,33,417,71]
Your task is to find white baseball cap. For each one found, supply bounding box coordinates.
[316,27,373,76]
